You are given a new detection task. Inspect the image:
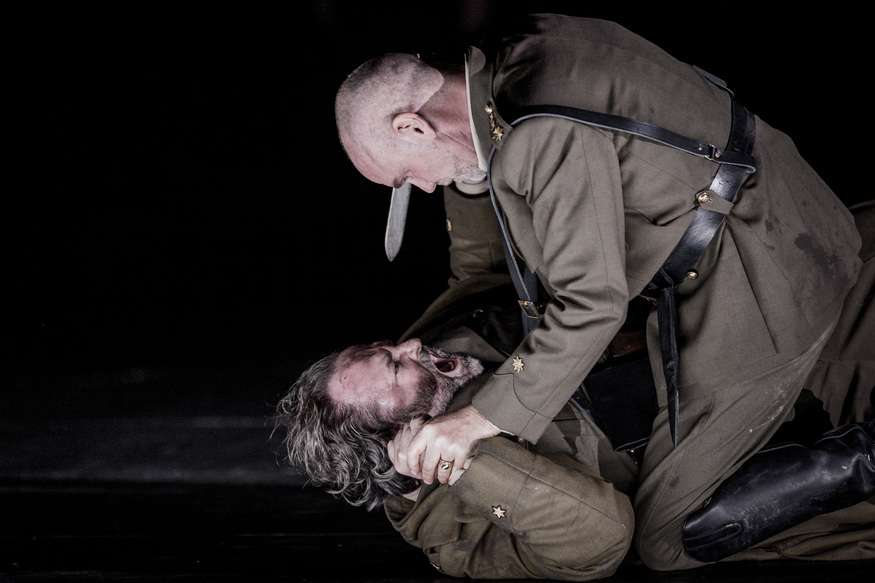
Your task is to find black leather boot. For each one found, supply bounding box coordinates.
[683,420,875,563]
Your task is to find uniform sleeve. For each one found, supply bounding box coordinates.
[384,436,633,580]
[472,118,630,442]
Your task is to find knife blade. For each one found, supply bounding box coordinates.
[384,183,411,261]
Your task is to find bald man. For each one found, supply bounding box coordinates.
[333,15,869,570]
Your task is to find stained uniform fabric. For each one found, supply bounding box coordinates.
[382,187,872,576]
[455,14,862,570]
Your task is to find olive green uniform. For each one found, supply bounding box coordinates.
[458,15,862,569]
[382,185,872,577]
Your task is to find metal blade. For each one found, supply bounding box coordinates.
[384,183,411,261]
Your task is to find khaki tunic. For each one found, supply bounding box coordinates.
[456,15,862,570]
[385,377,635,581]
[385,191,873,577]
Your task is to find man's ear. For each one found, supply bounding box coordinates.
[392,113,436,143]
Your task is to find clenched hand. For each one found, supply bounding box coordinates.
[391,405,500,485]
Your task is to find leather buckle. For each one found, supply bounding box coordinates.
[705,144,721,161]
[518,300,541,319]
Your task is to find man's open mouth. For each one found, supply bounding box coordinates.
[432,357,458,374]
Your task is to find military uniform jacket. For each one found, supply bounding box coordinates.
[464,15,862,443]
[385,369,636,580]
[385,196,873,577]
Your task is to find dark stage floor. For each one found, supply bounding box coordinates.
[2,364,873,583]
[6,2,872,581]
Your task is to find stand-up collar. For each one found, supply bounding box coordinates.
[465,47,496,171]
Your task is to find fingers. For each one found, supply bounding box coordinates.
[408,424,443,484]
[404,406,496,485]
[409,427,464,485]
[436,456,455,484]
[387,417,427,478]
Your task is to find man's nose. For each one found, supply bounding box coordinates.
[395,338,422,359]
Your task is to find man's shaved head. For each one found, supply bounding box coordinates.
[335,53,444,161]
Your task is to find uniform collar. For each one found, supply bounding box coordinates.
[465,46,503,169]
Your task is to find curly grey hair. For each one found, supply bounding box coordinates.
[275,351,418,511]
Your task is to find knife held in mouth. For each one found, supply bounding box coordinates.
[384,183,412,261]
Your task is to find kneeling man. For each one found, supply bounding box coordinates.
[276,260,875,579]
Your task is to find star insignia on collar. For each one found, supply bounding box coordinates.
[512,356,524,373]
[492,505,507,519]
[485,101,503,142]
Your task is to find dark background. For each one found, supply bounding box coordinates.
[5,1,863,420]
[3,2,870,581]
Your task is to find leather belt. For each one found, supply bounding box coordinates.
[487,70,756,448]
[646,97,756,445]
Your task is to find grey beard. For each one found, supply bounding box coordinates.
[381,345,483,427]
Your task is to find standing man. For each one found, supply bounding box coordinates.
[334,15,865,570]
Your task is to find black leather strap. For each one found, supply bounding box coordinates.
[646,98,756,445]
[487,72,757,448]
[511,104,755,173]
[487,148,541,337]
[651,99,756,286]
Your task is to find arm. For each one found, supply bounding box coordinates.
[472,118,630,442]
[392,407,500,485]
[404,119,630,476]
[384,436,633,580]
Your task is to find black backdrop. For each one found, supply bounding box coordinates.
[6,2,862,418]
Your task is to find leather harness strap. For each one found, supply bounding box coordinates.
[486,73,756,447]
[646,97,756,445]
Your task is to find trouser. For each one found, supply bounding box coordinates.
[633,223,875,570]
[631,324,838,570]
[728,229,875,563]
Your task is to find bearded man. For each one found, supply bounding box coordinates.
[276,269,874,580]
[332,14,872,571]
[276,191,874,580]
[277,333,637,580]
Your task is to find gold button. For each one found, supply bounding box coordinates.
[446,218,452,232]
[485,101,493,114]
[687,270,699,280]
[697,192,711,204]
